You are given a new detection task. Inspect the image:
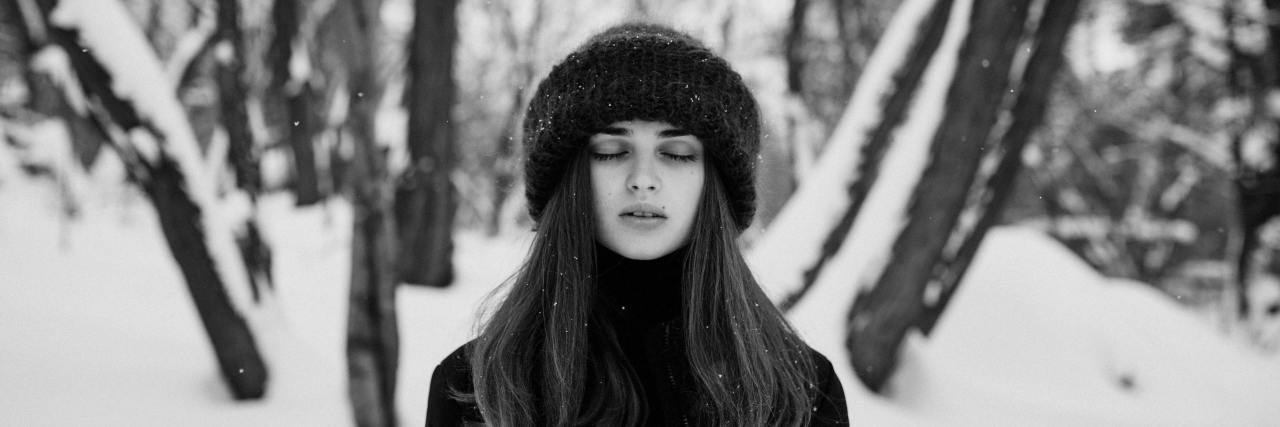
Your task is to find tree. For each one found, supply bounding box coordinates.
[27,0,271,399]
[752,0,1080,392]
[846,0,1081,391]
[334,0,398,424]
[754,0,957,311]
[395,0,459,287]
[266,0,326,206]
[1229,0,1280,322]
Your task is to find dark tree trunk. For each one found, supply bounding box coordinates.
[339,0,399,424]
[846,0,1037,392]
[785,0,810,94]
[216,0,259,195]
[144,156,269,400]
[780,0,956,311]
[395,0,458,287]
[33,0,267,400]
[1229,0,1280,318]
[288,83,324,205]
[269,0,324,206]
[916,0,1082,334]
[216,0,272,300]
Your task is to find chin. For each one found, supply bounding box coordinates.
[603,240,679,260]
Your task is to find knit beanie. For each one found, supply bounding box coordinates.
[522,23,761,231]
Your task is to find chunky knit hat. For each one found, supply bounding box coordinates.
[522,23,761,231]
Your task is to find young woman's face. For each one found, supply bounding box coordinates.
[588,120,705,260]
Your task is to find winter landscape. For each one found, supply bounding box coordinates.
[3,0,1280,425]
[3,156,1280,425]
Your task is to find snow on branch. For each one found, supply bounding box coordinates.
[47,0,257,313]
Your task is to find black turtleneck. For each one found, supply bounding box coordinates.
[594,242,686,331]
[593,243,689,426]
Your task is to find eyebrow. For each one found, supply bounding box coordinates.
[597,126,692,138]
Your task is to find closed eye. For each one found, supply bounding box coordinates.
[590,151,627,161]
[662,152,697,162]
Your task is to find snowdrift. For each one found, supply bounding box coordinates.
[1,166,1277,425]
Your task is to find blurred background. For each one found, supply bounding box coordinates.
[1,0,1279,425]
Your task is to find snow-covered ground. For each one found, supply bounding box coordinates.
[2,160,1279,426]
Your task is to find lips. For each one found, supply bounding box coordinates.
[620,203,667,219]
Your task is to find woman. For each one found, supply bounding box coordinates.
[426,23,848,426]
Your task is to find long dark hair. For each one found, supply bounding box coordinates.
[469,150,818,426]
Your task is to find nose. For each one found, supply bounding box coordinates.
[627,157,659,192]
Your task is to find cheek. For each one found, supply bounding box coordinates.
[675,170,705,218]
[687,171,706,205]
[590,166,616,215]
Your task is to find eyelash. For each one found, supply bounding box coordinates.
[590,152,626,161]
[589,152,697,162]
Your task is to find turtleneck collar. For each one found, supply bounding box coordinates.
[595,242,686,328]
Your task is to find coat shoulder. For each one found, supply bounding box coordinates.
[438,341,473,372]
[804,345,837,379]
[799,345,850,425]
[426,341,482,426]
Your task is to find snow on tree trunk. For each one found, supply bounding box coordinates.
[35,0,270,399]
[338,0,399,425]
[788,0,957,311]
[915,0,1082,334]
[846,0,1079,391]
[394,0,457,288]
[748,0,952,304]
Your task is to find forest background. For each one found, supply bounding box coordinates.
[2,0,1279,425]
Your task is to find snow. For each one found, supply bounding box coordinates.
[5,1,1279,422]
[886,228,1280,426]
[4,153,1278,425]
[1065,0,1139,76]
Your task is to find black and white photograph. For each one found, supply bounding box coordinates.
[2,0,1279,425]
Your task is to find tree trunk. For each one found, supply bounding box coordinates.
[395,0,458,287]
[144,155,269,400]
[339,0,399,424]
[1231,0,1280,319]
[778,0,956,311]
[786,0,810,94]
[915,0,1082,334]
[268,0,324,206]
[846,0,1040,392]
[216,0,273,300]
[216,0,258,195]
[33,0,267,400]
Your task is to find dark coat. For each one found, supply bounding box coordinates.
[425,245,849,426]
[424,329,849,427]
